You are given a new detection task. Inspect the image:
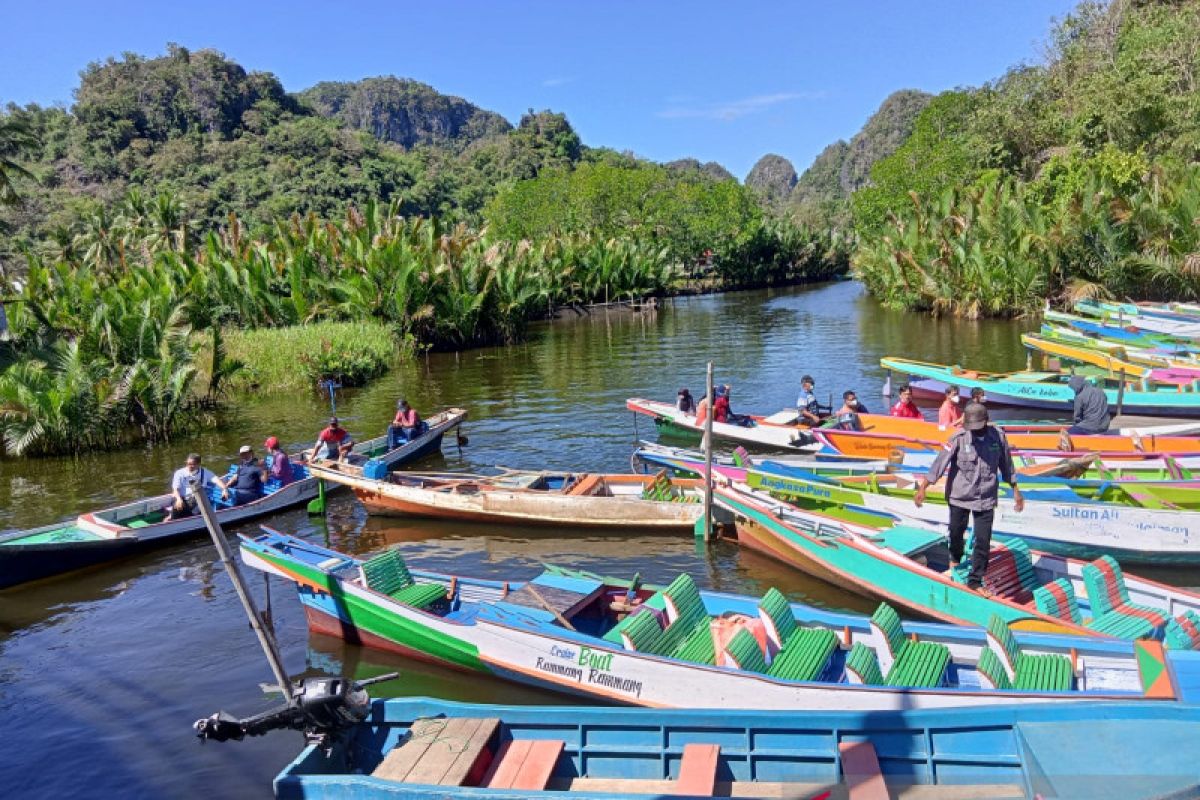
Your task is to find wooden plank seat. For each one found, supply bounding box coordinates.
[360,548,446,609]
[373,717,499,786]
[658,574,714,655]
[845,642,885,686]
[838,740,890,800]
[1033,578,1156,639]
[674,622,717,665]
[757,587,797,652]
[985,615,1073,691]
[602,594,668,644]
[642,469,676,501]
[962,540,1035,603]
[1165,610,1200,650]
[482,739,565,791]
[869,603,951,688]
[675,743,720,796]
[1083,556,1169,632]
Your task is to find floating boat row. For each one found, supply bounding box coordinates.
[240,529,1197,711]
[0,408,468,589]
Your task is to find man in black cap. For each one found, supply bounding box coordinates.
[913,402,1024,594]
[309,416,355,462]
[796,375,822,424]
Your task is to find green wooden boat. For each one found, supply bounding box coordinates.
[715,483,1200,647]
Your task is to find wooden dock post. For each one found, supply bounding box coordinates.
[701,361,715,543]
[193,481,295,705]
[1116,368,1126,417]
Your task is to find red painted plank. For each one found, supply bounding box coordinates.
[481,739,531,789]
[509,740,564,791]
[676,743,720,796]
[839,740,890,800]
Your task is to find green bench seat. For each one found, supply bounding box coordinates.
[767,627,838,682]
[723,628,769,673]
[869,603,950,688]
[977,646,1012,690]
[1165,611,1200,650]
[602,593,667,644]
[1033,578,1157,640]
[845,642,885,686]
[985,614,1073,692]
[1083,556,1168,632]
[360,548,445,609]
[675,621,717,665]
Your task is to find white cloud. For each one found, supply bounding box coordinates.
[657,91,825,121]
[542,76,573,87]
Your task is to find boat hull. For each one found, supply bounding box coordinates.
[0,409,466,589]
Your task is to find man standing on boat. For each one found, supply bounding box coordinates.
[913,402,1024,595]
[164,453,215,520]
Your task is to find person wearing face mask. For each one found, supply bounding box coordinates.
[914,402,1024,594]
[164,453,215,520]
[890,384,922,419]
[938,386,963,429]
[835,390,869,415]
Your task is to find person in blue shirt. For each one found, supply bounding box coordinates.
[796,375,822,424]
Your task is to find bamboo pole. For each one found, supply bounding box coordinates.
[192,481,295,705]
[702,361,715,543]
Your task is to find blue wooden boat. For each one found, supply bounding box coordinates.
[0,409,466,590]
[275,696,1200,799]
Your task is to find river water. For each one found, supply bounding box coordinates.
[0,281,1037,798]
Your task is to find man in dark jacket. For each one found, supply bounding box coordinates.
[1067,374,1110,434]
[914,402,1024,593]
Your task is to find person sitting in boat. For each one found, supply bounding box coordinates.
[676,388,696,415]
[389,400,426,447]
[215,445,265,506]
[263,436,294,487]
[913,403,1024,595]
[796,375,823,424]
[1067,375,1111,435]
[310,417,354,462]
[164,453,215,520]
[938,386,963,430]
[890,384,922,419]
[970,387,986,405]
[835,390,869,416]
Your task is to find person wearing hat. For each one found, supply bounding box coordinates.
[214,445,265,506]
[913,402,1024,594]
[310,416,354,462]
[388,399,425,447]
[263,436,294,487]
[796,375,822,424]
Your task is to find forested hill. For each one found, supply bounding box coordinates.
[0,45,723,271]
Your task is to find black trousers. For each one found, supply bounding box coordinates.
[948,505,994,589]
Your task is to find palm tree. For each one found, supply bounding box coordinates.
[0,115,39,207]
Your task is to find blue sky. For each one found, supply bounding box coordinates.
[1,0,1081,178]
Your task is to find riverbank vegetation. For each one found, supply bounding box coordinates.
[849,0,1200,316]
[0,44,850,456]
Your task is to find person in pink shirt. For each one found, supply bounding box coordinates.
[938,386,963,429]
[890,384,922,419]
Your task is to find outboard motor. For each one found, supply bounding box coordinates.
[833,412,864,432]
[194,672,397,751]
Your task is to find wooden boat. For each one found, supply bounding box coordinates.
[272,696,1200,800]
[715,483,1200,648]
[881,356,1200,416]
[745,467,1200,565]
[305,465,705,530]
[0,408,467,590]
[1076,299,1200,338]
[241,529,1198,710]
[625,397,821,451]
[1044,309,1200,350]
[631,441,889,481]
[1023,332,1200,380]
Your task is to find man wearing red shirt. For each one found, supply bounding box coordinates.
[309,416,354,461]
[890,384,922,419]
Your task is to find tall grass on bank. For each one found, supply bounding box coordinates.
[853,162,1200,317]
[209,321,402,393]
